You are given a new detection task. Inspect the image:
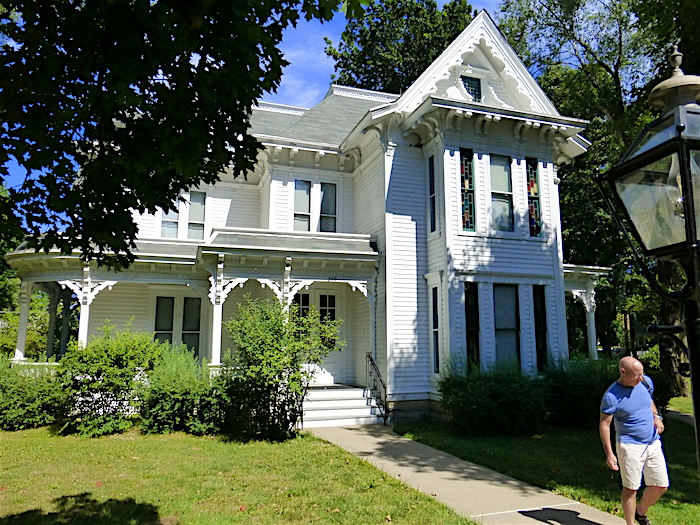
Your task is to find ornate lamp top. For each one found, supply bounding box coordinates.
[649,46,700,111]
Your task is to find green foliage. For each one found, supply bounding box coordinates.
[224,295,343,440]
[140,344,220,435]
[543,359,618,429]
[0,360,67,430]
[325,0,474,93]
[58,323,166,437]
[0,0,367,268]
[438,366,548,436]
[0,291,51,359]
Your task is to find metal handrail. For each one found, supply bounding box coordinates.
[366,352,389,424]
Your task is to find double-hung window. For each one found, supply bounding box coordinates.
[493,284,520,365]
[464,282,480,370]
[460,149,476,231]
[431,287,440,374]
[490,155,514,232]
[428,156,437,233]
[526,158,542,237]
[294,180,337,232]
[155,296,202,354]
[160,191,207,240]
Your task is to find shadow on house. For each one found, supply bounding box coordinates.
[0,493,164,524]
[520,507,607,524]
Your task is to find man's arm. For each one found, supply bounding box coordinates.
[651,400,665,435]
[599,412,619,471]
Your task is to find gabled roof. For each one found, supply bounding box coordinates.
[394,10,559,116]
[251,87,397,148]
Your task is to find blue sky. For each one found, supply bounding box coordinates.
[3,1,502,187]
[263,0,502,108]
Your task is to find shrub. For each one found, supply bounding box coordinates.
[438,366,548,436]
[224,295,343,441]
[58,323,166,437]
[0,360,68,430]
[140,345,219,435]
[543,358,618,429]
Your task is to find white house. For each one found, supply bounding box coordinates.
[7,12,600,424]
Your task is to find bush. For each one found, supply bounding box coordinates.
[224,295,343,441]
[0,360,68,430]
[140,345,219,435]
[543,359,618,429]
[438,366,548,436]
[58,323,166,437]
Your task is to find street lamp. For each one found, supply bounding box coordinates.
[596,47,700,483]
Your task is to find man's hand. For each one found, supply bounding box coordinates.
[654,416,665,435]
[606,452,619,471]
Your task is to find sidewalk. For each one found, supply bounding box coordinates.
[310,424,625,525]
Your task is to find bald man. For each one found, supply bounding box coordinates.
[600,356,668,525]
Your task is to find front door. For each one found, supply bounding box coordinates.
[296,287,346,385]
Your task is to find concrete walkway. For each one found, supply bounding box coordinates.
[310,424,625,525]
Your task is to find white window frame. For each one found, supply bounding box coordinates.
[158,190,208,240]
[292,178,338,232]
[152,290,206,358]
[488,154,516,234]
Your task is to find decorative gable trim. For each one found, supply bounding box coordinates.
[395,10,558,117]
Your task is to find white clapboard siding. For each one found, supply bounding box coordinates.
[385,146,430,396]
[88,282,153,336]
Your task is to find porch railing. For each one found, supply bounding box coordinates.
[365,352,389,424]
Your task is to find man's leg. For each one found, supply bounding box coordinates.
[621,487,638,525]
[636,485,667,516]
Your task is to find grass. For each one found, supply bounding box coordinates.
[0,428,476,525]
[669,395,694,415]
[394,418,700,525]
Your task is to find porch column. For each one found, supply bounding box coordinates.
[60,267,116,347]
[208,255,246,366]
[572,289,599,360]
[59,288,72,356]
[45,286,59,358]
[13,281,33,361]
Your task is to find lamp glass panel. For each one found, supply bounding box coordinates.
[614,153,686,251]
[691,149,700,241]
[625,116,676,162]
[687,111,700,138]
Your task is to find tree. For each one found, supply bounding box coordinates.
[0,0,367,269]
[499,0,688,392]
[324,0,474,94]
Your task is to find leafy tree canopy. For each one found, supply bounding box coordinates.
[0,0,367,269]
[325,0,475,94]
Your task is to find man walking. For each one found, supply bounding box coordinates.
[600,356,669,525]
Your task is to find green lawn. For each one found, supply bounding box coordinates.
[394,418,699,525]
[0,428,476,525]
[669,395,694,416]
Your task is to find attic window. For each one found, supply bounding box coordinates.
[461,76,482,103]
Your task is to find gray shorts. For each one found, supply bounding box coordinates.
[616,440,669,490]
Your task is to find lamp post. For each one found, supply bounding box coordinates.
[596,47,700,484]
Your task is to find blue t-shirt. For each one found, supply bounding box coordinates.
[600,375,657,445]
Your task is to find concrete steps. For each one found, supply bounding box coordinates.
[301,385,385,428]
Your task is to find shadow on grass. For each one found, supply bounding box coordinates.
[0,493,165,524]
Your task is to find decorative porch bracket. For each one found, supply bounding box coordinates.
[59,267,116,346]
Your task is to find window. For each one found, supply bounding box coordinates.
[294,180,311,231]
[461,76,482,102]
[428,156,437,233]
[319,294,336,321]
[490,155,514,231]
[533,285,548,371]
[320,183,337,232]
[159,191,206,240]
[154,296,201,354]
[294,180,337,232]
[188,191,206,240]
[526,158,542,237]
[493,285,520,365]
[464,282,480,370]
[431,287,440,373]
[292,293,310,317]
[460,149,476,231]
